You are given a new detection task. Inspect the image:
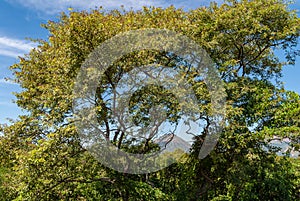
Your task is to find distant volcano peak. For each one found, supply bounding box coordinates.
[154,133,191,153]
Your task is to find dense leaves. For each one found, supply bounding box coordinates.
[0,0,300,200]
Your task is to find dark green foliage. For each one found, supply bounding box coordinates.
[0,0,299,200]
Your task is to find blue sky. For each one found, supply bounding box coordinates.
[0,0,299,124]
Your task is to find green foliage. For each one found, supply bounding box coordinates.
[0,0,300,200]
[0,167,7,199]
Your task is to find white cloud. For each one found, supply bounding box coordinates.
[0,37,33,51]
[0,36,35,58]
[7,0,162,15]
[0,78,18,85]
[0,49,21,58]
[6,0,218,15]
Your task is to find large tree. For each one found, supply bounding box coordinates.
[0,0,300,200]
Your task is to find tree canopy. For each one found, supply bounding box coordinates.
[0,0,300,200]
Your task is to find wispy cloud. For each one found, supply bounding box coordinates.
[7,0,161,15]
[0,36,35,58]
[0,49,21,58]
[6,0,218,15]
[0,78,18,85]
[0,37,33,51]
